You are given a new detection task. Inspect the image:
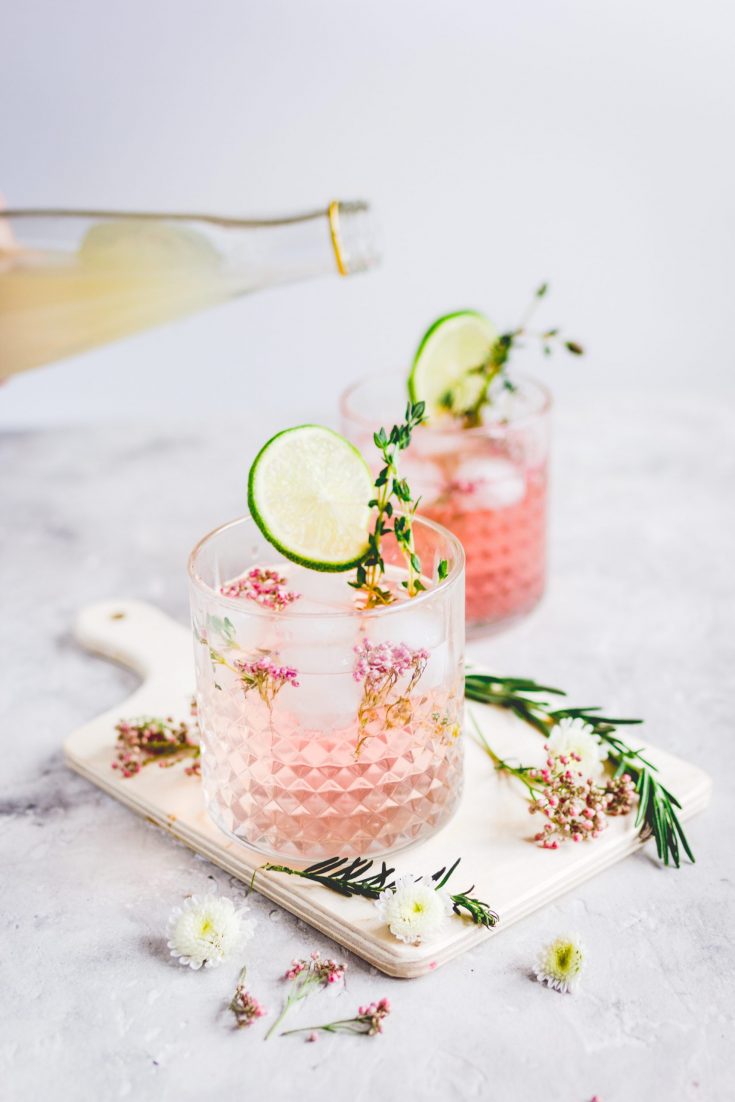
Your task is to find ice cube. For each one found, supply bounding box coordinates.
[450,456,525,508]
[365,600,444,652]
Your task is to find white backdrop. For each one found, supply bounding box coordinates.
[1,0,734,427]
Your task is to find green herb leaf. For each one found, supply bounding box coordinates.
[465,673,693,868]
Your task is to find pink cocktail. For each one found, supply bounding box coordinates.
[341,373,551,632]
[188,516,465,860]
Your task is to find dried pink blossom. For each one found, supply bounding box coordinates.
[220,567,300,611]
[112,715,200,778]
[230,986,267,1029]
[352,639,430,755]
[284,997,391,1040]
[227,965,267,1029]
[284,950,345,986]
[266,951,347,1040]
[353,639,429,684]
[234,656,300,709]
[357,997,391,1036]
[528,747,636,849]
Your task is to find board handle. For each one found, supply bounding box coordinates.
[74,599,194,685]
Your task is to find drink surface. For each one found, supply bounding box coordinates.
[190,554,464,860]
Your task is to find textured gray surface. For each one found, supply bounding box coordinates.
[1,394,733,1102]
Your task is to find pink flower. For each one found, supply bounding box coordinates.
[220,567,300,611]
[267,951,347,1040]
[112,715,200,778]
[356,998,391,1035]
[229,965,267,1029]
[529,748,636,848]
[353,639,429,684]
[234,656,300,708]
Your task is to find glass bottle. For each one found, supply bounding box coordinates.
[0,200,377,379]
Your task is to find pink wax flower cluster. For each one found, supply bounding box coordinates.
[356,997,391,1036]
[267,951,348,1040]
[287,996,391,1041]
[529,748,636,849]
[352,639,431,756]
[234,656,300,709]
[112,715,200,778]
[230,985,267,1029]
[220,567,300,611]
[284,950,346,987]
[353,639,430,684]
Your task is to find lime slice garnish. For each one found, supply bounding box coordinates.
[408,310,499,417]
[247,426,373,571]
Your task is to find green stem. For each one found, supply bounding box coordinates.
[467,709,540,795]
[264,993,297,1041]
[281,1018,362,1037]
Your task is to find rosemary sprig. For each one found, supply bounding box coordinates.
[349,401,426,606]
[465,673,694,867]
[442,283,584,426]
[258,856,499,929]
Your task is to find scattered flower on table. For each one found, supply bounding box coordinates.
[112,714,200,778]
[535,934,585,993]
[265,951,347,1039]
[529,749,636,849]
[546,717,608,781]
[229,965,267,1029]
[375,874,453,945]
[167,894,255,970]
[283,998,391,1040]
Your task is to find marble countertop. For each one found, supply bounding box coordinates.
[1,393,732,1102]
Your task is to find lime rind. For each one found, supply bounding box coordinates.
[408,309,498,417]
[247,425,373,572]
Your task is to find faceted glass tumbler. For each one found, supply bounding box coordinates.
[341,372,551,634]
[188,515,465,861]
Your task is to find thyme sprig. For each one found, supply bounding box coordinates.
[349,401,427,606]
[442,283,584,426]
[465,673,694,867]
[257,856,499,929]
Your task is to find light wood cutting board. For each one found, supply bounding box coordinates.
[64,599,711,978]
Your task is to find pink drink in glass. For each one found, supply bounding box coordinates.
[341,374,550,633]
[188,516,465,861]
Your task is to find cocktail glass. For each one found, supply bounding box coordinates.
[341,372,551,634]
[188,514,465,861]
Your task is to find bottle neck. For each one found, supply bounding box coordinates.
[218,200,379,291]
[0,199,379,286]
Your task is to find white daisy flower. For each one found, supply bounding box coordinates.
[375,875,453,945]
[167,894,255,970]
[535,934,585,993]
[546,717,608,780]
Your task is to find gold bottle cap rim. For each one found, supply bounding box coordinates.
[328,200,349,277]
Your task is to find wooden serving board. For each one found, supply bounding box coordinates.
[64,599,711,979]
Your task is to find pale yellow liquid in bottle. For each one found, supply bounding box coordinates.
[0,221,237,378]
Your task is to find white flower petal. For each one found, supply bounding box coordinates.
[535,934,585,994]
[166,893,255,969]
[546,717,607,780]
[375,875,452,945]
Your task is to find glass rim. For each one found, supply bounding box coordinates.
[187,512,465,621]
[339,369,552,437]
